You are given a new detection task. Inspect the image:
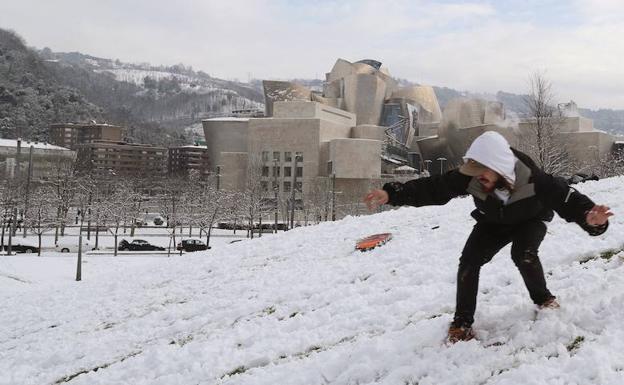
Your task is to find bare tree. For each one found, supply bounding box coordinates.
[24,186,56,256]
[595,149,624,178]
[519,72,572,174]
[241,155,265,239]
[125,177,151,237]
[49,157,77,244]
[193,182,237,248]
[105,179,136,256]
[305,177,332,224]
[156,176,186,256]
[0,179,23,254]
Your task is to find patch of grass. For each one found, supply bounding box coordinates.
[599,249,620,260]
[263,306,275,315]
[580,248,623,264]
[306,345,322,354]
[567,335,585,352]
[224,365,247,377]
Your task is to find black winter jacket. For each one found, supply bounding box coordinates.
[383,149,608,236]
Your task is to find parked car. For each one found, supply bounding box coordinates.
[2,243,39,254]
[55,240,94,253]
[118,239,165,251]
[134,213,165,227]
[176,238,210,252]
[134,219,149,227]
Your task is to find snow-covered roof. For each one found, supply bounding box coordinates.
[0,139,70,151]
[395,165,417,172]
[381,154,402,165]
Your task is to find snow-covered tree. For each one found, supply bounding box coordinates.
[24,186,56,256]
[49,156,77,243]
[0,179,23,253]
[105,179,136,256]
[156,176,186,256]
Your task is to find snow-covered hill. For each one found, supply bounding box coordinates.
[2,177,624,385]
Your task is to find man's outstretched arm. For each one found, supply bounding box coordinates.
[364,170,471,210]
[535,173,612,235]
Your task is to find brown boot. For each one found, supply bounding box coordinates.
[448,325,476,343]
[538,297,560,309]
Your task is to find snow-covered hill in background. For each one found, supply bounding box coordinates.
[3,177,624,385]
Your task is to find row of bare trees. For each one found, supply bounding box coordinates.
[1,154,362,261]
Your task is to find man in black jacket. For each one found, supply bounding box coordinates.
[364,131,612,343]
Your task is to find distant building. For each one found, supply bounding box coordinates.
[204,101,383,203]
[0,138,75,180]
[49,123,123,150]
[168,145,211,177]
[76,140,167,177]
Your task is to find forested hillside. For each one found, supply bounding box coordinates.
[0,28,264,146]
[0,29,102,140]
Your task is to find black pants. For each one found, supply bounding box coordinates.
[453,219,554,327]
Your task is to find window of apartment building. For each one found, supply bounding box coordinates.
[284,166,291,177]
[284,151,292,162]
[272,180,279,191]
[273,151,280,162]
[262,166,269,177]
[262,151,269,162]
[283,181,291,192]
[296,166,303,177]
[261,181,269,192]
[273,166,280,177]
[295,181,302,192]
[295,152,303,162]
[327,161,333,175]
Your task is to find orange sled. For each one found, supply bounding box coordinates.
[355,233,393,252]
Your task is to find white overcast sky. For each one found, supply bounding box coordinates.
[1,0,623,109]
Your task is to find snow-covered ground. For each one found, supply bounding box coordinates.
[2,177,624,385]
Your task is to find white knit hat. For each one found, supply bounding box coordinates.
[460,131,516,186]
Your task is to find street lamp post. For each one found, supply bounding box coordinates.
[437,157,447,175]
[290,155,302,229]
[588,146,598,175]
[273,158,278,234]
[215,165,221,191]
[22,145,34,238]
[331,173,336,221]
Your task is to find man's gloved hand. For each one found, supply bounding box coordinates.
[586,205,613,226]
[364,189,389,211]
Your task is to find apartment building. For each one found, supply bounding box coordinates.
[76,140,167,177]
[168,145,211,177]
[0,138,75,180]
[49,123,123,150]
